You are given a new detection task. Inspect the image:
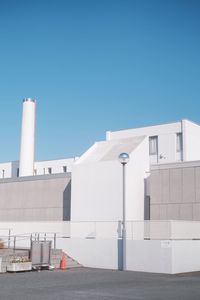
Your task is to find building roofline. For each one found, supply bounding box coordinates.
[0,156,79,165]
[107,119,200,134]
[35,156,78,163]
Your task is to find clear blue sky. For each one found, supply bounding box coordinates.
[0,0,199,162]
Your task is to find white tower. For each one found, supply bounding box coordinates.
[19,98,36,177]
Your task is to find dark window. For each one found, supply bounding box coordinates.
[176,133,183,152]
[149,136,158,155]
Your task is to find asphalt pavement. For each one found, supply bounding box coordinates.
[0,267,200,300]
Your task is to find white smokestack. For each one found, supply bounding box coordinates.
[19,98,36,177]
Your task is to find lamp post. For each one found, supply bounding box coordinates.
[118,152,129,271]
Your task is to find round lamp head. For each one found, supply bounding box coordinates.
[118,152,130,165]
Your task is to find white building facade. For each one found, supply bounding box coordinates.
[0,158,77,179]
[1,110,200,274]
[71,136,149,222]
[107,119,200,164]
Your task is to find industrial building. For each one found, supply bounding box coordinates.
[1,99,200,274]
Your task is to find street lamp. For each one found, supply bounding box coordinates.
[118,152,129,271]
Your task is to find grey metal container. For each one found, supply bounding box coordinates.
[31,241,51,267]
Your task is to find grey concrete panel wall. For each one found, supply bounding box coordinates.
[179,204,193,220]
[150,171,162,204]
[159,204,167,219]
[0,175,71,221]
[166,204,180,220]
[195,167,200,202]
[150,205,160,219]
[169,169,182,204]
[182,168,195,203]
[193,203,200,221]
[150,165,200,220]
[162,170,170,204]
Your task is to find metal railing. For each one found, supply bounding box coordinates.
[0,230,59,250]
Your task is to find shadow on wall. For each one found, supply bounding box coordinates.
[144,178,150,220]
[63,180,71,221]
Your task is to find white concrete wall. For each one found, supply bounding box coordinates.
[71,137,149,222]
[107,121,182,164]
[183,120,200,161]
[58,238,119,270]
[1,221,200,274]
[0,162,12,179]
[34,158,77,175]
[71,161,122,221]
[106,122,181,140]
[126,138,149,220]
[108,120,200,164]
[0,221,65,236]
[127,239,200,274]
[157,133,177,163]
[0,158,77,179]
[126,240,172,273]
[171,240,200,273]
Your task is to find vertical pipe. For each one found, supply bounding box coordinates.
[19,98,36,177]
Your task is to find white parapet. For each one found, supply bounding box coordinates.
[19,98,36,177]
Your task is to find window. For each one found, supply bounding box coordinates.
[176,133,183,152]
[48,167,52,174]
[43,168,45,175]
[2,170,5,178]
[17,168,19,177]
[63,166,67,173]
[149,136,158,155]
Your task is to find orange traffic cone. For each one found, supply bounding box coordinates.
[60,253,67,270]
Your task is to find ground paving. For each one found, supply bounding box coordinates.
[0,268,200,300]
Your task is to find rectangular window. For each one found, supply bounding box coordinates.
[63,166,67,173]
[17,168,19,177]
[2,170,5,178]
[149,136,158,155]
[176,133,183,152]
[48,167,52,174]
